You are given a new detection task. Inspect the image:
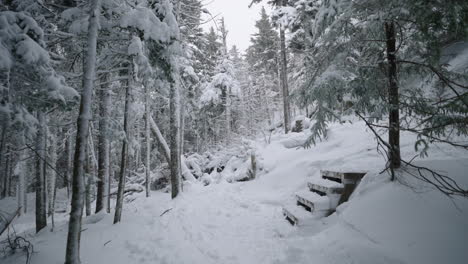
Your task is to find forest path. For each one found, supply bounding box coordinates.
[124,182,293,264]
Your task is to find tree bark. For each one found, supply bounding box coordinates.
[85,145,92,217]
[96,76,111,213]
[279,0,290,133]
[385,21,401,173]
[169,79,181,199]
[106,143,111,213]
[145,85,151,197]
[114,62,133,224]
[0,69,10,199]
[65,0,101,262]
[47,131,57,218]
[65,129,73,198]
[35,112,47,232]
[16,149,26,216]
[3,145,10,197]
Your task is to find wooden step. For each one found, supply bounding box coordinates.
[282,202,314,226]
[295,190,330,212]
[321,170,366,184]
[307,178,344,196]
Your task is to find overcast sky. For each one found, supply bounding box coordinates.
[202,0,268,53]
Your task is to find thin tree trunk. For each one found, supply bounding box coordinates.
[145,85,151,197]
[65,0,101,262]
[114,63,133,224]
[35,112,47,232]
[226,86,231,143]
[3,145,10,197]
[17,163,26,215]
[279,0,290,134]
[169,79,181,199]
[17,140,26,216]
[106,143,111,213]
[385,21,401,174]
[96,76,111,213]
[85,145,92,216]
[65,129,73,198]
[135,124,141,170]
[7,152,13,197]
[47,131,57,218]
[0,69,10,199]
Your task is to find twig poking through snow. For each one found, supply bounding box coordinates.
[160,208,173,217]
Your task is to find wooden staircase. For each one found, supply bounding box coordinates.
[282,170,366,226]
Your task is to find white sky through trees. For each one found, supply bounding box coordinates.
[203,0,268,53]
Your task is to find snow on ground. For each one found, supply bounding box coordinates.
[1,120,468,264]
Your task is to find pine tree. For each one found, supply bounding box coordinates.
[65,0,101,262]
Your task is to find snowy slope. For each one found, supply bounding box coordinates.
[1,120,468,264]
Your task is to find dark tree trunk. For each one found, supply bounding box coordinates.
[107,143,111,213]
[35,112,47,233]
[85,145,92,216]
[65,129,73,198]
[114,65,132,224]
[96,76,111,213]
[145,85,151,198]
[279,0,290,134]
[3,145,10,197]
[169,80,181,199]
[385,21,401,174]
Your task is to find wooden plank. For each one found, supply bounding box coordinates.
[307,181,343,196]
[321,170,343,183]
[282,203,317,226]
[295,191,330,212]
[321,170,366,183]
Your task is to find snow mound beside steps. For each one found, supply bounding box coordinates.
[282,170,365,226]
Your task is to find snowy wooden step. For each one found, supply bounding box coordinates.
[282,202,314,226]
[295,190,330,212]
[307,178,344,196]
[321,170,366,184]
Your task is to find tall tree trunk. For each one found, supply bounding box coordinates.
[16,132,27,215]
[279,0,291,134]
[169,79,181,199]
[85,145,92,216]
[65,0,101,262]
[0,69,10,199]
[3,145,10,197]
[96,76,111,213]
[17,149,26,216]
[47,131,57,218]
[179,90,185,183]
[106,143,111,213]
[226,86,231,143]
[35,111,47,232]
[114,63,133,224]
[135,125,141,170]
[65,129,73,198]
[385,21,401,174]
[7,151,13,197]
[145,85,151,197]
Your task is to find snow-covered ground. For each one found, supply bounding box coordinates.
[1,120,468,264]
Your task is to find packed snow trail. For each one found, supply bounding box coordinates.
[124,183,291,264]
